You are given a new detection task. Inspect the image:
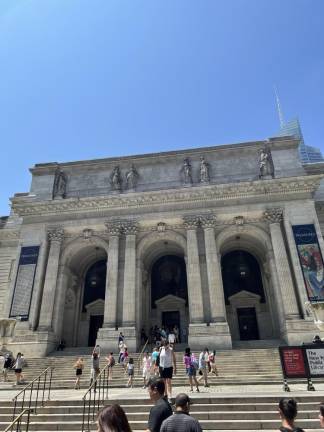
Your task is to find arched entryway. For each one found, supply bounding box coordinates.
[137,231,189,344]
[150,255,189,342]
[222,250,266,341]
[217,225,281,343]
[60,242,108,347]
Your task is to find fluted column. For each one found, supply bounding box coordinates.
[183,216,204,324]
[122,221,137,327]
[264,208,299,319]
[38,227,64,331]
[267,250,285,330]
[103,222,121,327]
[201,215,226,322]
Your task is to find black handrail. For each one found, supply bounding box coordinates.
[11,366,54,431]
[81,362,110,432]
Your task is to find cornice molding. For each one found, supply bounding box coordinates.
[11,175,322,217]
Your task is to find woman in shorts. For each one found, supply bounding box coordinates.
[73,357,84,389]
[159,341,176,403]
[183,347,199,392]
[13,352,24,385]
[126,358,134,388]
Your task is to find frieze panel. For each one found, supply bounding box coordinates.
[11,175,322,217]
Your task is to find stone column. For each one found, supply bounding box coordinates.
[122,221,137,327]
[183,216,204,324]
[103,222,120,327]
[264,209,300,319]
[52,265,71,337]
[201,215,227,322]
[29,238,49,330]
[267,250,285,332]
[38,227,64,331]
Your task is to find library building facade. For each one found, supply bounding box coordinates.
[1,136,324,356]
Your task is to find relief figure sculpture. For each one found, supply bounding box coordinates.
[200,156,210,183]
[259,147,274,179]
[182,158,193,185]
[53,168,67,199]
[110,166,122,191]
[125,165,139,189]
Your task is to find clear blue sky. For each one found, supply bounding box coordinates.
[1,0,323,216]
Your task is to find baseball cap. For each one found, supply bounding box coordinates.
[175,393,192,407]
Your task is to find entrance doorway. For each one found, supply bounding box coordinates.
[88,315,104,347]
[237,307,259,340]
[162,311,180,333]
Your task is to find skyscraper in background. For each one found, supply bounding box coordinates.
[274,88,323,164]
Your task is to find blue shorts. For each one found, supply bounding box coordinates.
[186,367,196,377]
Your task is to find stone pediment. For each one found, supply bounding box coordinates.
[228,290,261,308]
[155,294,186,308]
[10,175,322,217]
[85,298,105,314]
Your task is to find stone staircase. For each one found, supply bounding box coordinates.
[0,395,323,431]
[2,347,284,389]
[1,347,323,431]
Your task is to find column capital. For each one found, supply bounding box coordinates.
[105,220,121,236]
[183,215,201,230]
[263,207,283,224]
[200,214,217,229]
[122,220,138,235]
[47,226,64,243]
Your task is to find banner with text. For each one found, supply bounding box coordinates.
[9,246,40,320]
[292,224,324,302]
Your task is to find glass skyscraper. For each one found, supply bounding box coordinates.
[276,117,323,164]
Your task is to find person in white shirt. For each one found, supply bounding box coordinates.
[159,342,177,403]
[197,348,209,387]
[142,351,152,388]
[168,331,176,347]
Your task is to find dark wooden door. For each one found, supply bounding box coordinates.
[237,307,259,340]
[88,315,103,347]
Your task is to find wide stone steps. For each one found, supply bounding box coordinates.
[3,348,283,388]
[1,396,323,431]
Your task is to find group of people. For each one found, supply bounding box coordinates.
[148,326,180,346]
[1,352,26,385]
[96,385,323,432]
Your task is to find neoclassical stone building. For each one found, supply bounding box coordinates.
[1,136,324,356]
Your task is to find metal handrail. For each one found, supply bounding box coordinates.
[13,366,53,400]
[137,338,149,374]
[4,409,33,432]
[12,366,54,428]
[81,362,110,432]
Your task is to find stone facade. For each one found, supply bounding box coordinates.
[1,136,324,356]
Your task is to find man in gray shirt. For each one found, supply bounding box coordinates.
[160,393,202,432]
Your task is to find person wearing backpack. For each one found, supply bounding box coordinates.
[278,398,305,432]
[183,347,199,393]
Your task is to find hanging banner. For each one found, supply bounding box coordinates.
[9,246,40,320]
[292,224,324,302]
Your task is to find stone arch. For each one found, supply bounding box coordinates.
[55,235,109,346]
[216,224,279,342]
[216,224,272,262]
[137,230,187,268]
[137,230,189,342]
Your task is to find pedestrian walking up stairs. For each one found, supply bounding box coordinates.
[0,394,323,431]
[3,347,284,389]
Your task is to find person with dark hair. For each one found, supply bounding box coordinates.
[160,393,202,432]
[159,341,177,403]
[126,358,134,388]
[106,352,115,381]
[278,398,305,432]
[97,404,132,432]
[183,348,199,393]
[146,377,172,432]
[318,403,324,428]
[13,352,24,385]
